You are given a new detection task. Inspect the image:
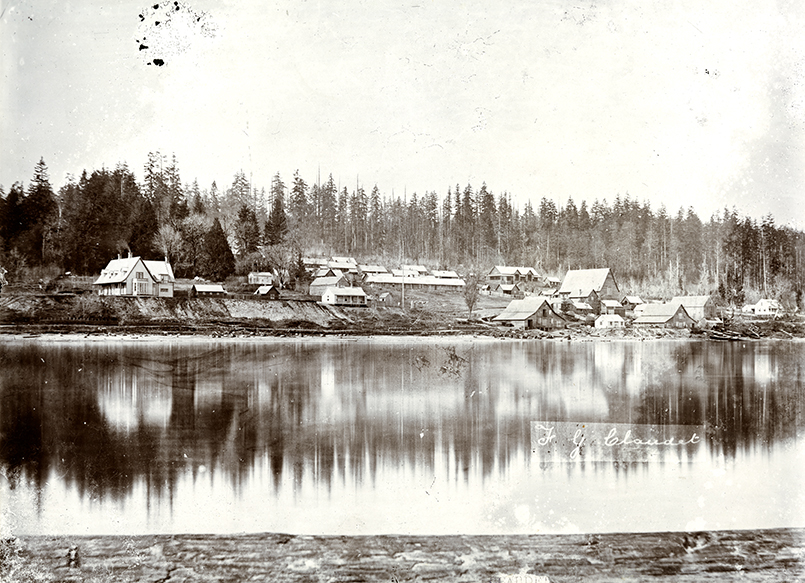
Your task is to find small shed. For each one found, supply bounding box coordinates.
[493,296,565,330]
[190,284,227,297]
[633,303,695,328]
[671,295,716,321]
[254,285,280,300]
[595,314,625,329]
[322,286,367,307]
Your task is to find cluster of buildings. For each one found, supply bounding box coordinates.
[492,267,727,331]
[93,254,785,323]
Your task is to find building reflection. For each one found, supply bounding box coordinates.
[1,339,803,519]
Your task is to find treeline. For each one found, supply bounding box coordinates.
[1,154,804,306]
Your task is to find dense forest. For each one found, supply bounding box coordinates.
[1,153,803,307]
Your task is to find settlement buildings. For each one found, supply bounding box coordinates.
[493,296,565,330]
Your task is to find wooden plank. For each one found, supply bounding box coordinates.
[5,528,803,582]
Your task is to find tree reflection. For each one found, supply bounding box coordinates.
[1,339,803,521]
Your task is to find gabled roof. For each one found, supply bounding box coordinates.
[571,301,593,311]
[633,303,692,324]
[596,314,624,323]
[670,295,712,308]
[94,257,148,285]
[489,265,519,276]
[516,267,539,276]
[622,295,644,304]
[192,284,226,293]
[431,270,460,279]
[494,296,559,321]
[358,264,388,273]
[602,299,623,308]
[254,285,279,295]
[568,288,599,300]
[310,275,346,287]
[331,256,357,265]
[143,259,174,282]
[558,268,617,295]
[401,264,428,273]
[325,286,366,297]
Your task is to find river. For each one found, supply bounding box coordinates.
[1,337,803,536]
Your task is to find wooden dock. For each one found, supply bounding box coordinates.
[5,528,803,582]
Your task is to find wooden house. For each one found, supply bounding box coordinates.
[633,303,695,328]
[488,265,540,285]
[558,268,619,300]
[190,283,226,297]
[568,288,601,314]
[254,285,280,299]
[495,283,525,298]
[95,255,175,297]
[621,295,644,311]
[752,298,782,316]
[248,271,273,285]
[322,286,367,307]
[671,295,716,321]
[595,314,625,329]
[309,275,348,296]
[601,299,626,317]
[493,296,566,330]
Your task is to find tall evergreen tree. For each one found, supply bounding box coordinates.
[201,218,235,280]
[266,172,288,246]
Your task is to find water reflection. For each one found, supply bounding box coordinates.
[1,339,803,535]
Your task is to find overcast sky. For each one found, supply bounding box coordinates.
[2,0,804,226]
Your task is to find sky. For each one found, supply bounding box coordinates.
[2,0,805,227]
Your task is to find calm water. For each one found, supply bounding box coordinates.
[1,337,803,535]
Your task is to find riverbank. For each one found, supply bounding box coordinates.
[1,292,803,340]
[4,528,803,582]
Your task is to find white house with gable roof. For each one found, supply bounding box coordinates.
[94,254,175,297]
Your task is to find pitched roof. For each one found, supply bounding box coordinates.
[622,295,644,304]
[358,264,388,273]
[596,314,624,323]
[633,303,692,324]
[489,265,519,276]
[558,268,616,295]
[310,275,346,287]
[602,299,623,308]
[143,259,174,282]
[192,284,226,293]
[94,257,147,285]
[331,256,357,264]
[670,295,712,308]
[365,274,465,287]
[494,296,557,321]
[325,286,366,297]
[254,285,279,295]
[431,270,460,279]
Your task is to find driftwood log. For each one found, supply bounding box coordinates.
[5,528,803,582]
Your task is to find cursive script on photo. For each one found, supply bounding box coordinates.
[531,422,705,462]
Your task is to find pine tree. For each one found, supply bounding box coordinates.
[266,172,288,246]
[202,218,235,280]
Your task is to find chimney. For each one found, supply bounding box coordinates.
[117,252,121,260]
[127,250,132,259]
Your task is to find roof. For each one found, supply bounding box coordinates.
[670,295,712,308]
[602,299,623,308]
[365,274,465,287]
[249,271,273,277]
[94,257,147,285]
[622,295,644,304]
[756,298,781,307]
[402,264,428,273]
[558,268,616,295]
[324,286,366,297]
[489,265,518,276]
[571,301,593,311]
[358,264,388,273]
[192,284,226,293]
[331,256,357,264]
[517,267,539,276]
[327,261,358,272]
[431,270,460,279]
[494,297,561,321]
[310,275,346,287]
[633,303,692,324]
[314,267,344,278]
[254,285,279,295]
[568,288,598,299]
[143,260,174,281]
[596,314,624,323]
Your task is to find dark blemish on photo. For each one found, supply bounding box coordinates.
[139,13,144,21]
[153,3,159,8]
[155,21,161,25]
[151,58,165,66]
[139,43,148,51]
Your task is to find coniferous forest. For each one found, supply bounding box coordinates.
[1,153,804,308]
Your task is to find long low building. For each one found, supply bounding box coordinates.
[364,274,465,290]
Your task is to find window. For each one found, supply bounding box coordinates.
[136,271,144,279]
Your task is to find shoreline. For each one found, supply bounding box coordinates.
[6,527,804,582]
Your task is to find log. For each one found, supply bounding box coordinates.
[7,528,803,582]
